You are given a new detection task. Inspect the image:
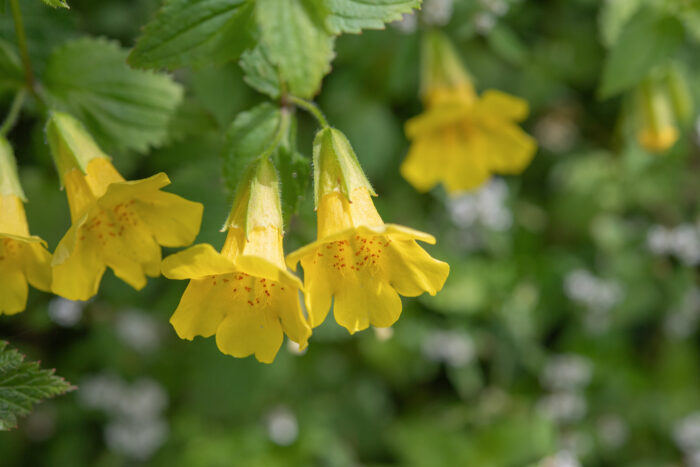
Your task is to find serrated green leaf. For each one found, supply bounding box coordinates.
[326,0,421,34]
[42,0,70,9]
[129,0,255,70]
[44,38,183,153]
[239,46,281,99]
[0,39,24,91]
[256,0,334,98]
[222,102,280,194]
[273,114,310,224]
[599,9,684,99]
[0,341,73,431]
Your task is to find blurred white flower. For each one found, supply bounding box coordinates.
[596,414,628,449]
[538,450,581,467]
[534,112,579,154]
[474,12,497,34]
[449,179,512,231]
[673,412,700,453]
[422,0,454,26]
[265,406,299,446]
[536,392,587,424]
[115,309,162,354]
[647,224,700,266]
[391,12,417,34]
[563,269,623,312]
[47,297,84,327]
[422,330,475,368]
[79,373,128,415]
[373,326,394,341]
[540,354,593,392]
[105,418,168,461]
[481,0,509,16]
[117,378,168,421]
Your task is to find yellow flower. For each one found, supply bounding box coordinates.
[402,31,536,194]
[635,78,680,153]
[287,128,449,334]
[162,158,311,363]
[0,137,51,315]
[47,112,203,301]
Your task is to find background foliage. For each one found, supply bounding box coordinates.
[1,0,700,465]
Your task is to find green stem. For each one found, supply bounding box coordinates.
[9,0,43,107]
[0,90,26,136]
[260,107,291,159]
[288,95,329,128]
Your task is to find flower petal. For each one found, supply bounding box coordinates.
[235,254,302,289]
[215,306,284,364]
[478,121,537,175]
[0,267,28,315]
[384,239,450,297]
[162,244,236,280]
[277,288,312,349]
[333,276,402,334]
[132,191,203,247]
[52,220,106,301]
[476,90,529,122]
[170,279,229,339]
[99,172,171,208]
[23,242,52,292]
[299,252,333,328]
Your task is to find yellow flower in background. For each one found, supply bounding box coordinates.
[162,158,311,364]
[635,75,684,153]
[402,31,536,194]
[47,112,203,301]
[287,128,449,334]
[0,137,51,315]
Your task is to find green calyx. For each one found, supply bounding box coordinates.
[312,127,375,208]
[224,156,283,236]
[46,111,109,185]
[421,30,473,97]
[0,136,27,201]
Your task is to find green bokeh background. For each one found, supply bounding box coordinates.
[1,0,700,465]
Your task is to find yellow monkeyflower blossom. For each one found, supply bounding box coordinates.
[635,78,680,153]
[0,137,51,315]
[162,157,311,363]
[402,31,536,194]
[287,127,449,334]
[47,112,203,301]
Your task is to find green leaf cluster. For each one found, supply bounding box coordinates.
[0,341,72,431]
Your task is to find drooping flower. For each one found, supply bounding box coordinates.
[47,112,203,301]
[634,76,682,153]
[402,31,536,194]
[0,137,52,315]
[286,127,449,334]
[162,157,311,363]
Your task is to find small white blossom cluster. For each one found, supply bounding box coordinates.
[665,288,700,340]
[449,178,512,231]
[538,450,581,467]
[673,412,700,467]
[422,329,475,368]
[647,224,700,266]
[79,373,169,461]
[265,406,299,446]
[563,269,624,334]
[474,0,510,34]
[422,0,454,26]
[536,354,592,424]
[596,414,628,450]
[47,297,84,327]
[534,108,579,154]
[115,309,163,354]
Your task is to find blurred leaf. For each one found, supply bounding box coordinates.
[128,0,255,70]
[0,341,72,431]
[256,0,334,98]
[44,38,184,153]
[41,0,70,8]
[326,0,421,34]
[0,39,24,91]
[487,24,527,66]
[599,9,684,98]
[598,0,641,47]
[239,46,281,99]
[274,114,310,224]
[222,102,280,194]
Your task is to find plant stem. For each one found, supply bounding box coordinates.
[261,107,291,159]
[0,90,26,136]
[9,0,39,102]
[288,96,329,128]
